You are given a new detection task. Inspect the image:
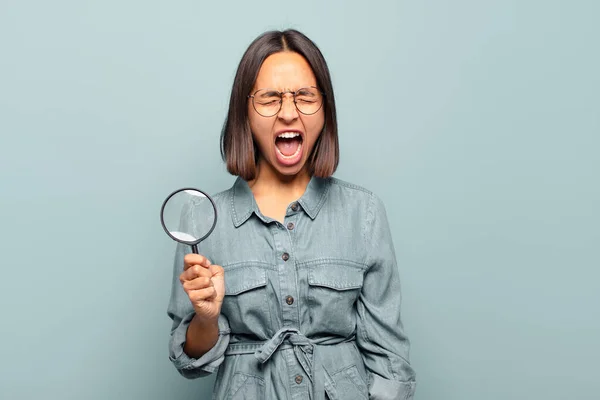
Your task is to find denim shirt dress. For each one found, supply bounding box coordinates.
[167,176,416,399]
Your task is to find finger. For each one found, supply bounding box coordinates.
[182,276,212,291]
[209,264,224,278]
[180,265,212,283]
[188,286,217,302]
[183,254,211,271]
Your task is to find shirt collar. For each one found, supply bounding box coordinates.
[297,176,330,220]
[230,176,331,228]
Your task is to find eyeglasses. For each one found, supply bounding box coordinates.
[248,86,324,117]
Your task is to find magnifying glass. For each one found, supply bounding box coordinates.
[160,188,218,254]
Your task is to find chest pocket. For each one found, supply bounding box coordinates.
[306,262,365,335]
[221,265,272,337]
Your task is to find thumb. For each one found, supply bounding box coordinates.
[209,264,224,278]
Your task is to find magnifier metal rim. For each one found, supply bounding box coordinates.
[160,187,218,245]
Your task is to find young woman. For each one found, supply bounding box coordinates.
[167,29,416,400]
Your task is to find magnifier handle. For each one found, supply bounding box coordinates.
[191,244,199,254]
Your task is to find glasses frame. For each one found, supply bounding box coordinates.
[248,86,325,117]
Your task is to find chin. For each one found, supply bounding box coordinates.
[270,157,309,178]
[276,165,306,177]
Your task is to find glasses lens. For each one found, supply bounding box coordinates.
[295,87,323,115]
[253,89,281,116]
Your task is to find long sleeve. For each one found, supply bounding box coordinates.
[166,199,231,379]
[357,194,417,399]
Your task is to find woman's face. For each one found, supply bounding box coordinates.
[248,51,325,178]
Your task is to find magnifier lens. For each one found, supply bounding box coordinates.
[161,189,216,247]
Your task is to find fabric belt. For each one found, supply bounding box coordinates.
[224,327,354,400]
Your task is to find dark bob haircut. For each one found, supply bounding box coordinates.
[220,29,339,180]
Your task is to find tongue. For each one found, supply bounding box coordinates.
[276,137,301,156]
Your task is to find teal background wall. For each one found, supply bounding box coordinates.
[1,1,598,399]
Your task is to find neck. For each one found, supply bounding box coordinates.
[247,159,311,200]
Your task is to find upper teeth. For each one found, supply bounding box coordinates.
[278,132,300,139]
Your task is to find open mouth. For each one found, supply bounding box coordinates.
[275,131,303,159]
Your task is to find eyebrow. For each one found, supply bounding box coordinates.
[296,88,315,96]
[257,90,281,97]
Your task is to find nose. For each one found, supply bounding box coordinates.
[278,93,299,122]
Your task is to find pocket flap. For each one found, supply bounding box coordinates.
[308,264,364,290]
[224,266,268,295]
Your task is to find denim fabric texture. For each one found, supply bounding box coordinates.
[167,176,416,399]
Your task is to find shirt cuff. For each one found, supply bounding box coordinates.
[169,313,231,379]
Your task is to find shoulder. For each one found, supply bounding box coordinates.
[326,177,389,219]
[189,181,237,219]
[207,176,248,203]
[328,177,374,195]
[213,182,239,209]
[205,177,255,221]
[327,177,384,205]
[211,185,234,202]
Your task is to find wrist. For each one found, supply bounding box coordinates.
[184,314,219,358]
[192,313,219,330]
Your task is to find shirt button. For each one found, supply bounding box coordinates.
[291,202,299,212]
[286,295,294,305]
[282,252,289,261]
[287,222,295,230]
[295,375,303,384]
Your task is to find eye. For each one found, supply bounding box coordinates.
[296,97,316,104]
[295,88,320,103]
[257,99,280,106]
[254,89,281,106]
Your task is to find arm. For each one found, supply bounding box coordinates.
[184,314,219,358]
[357,194,417,399]
[167,241,231,378]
